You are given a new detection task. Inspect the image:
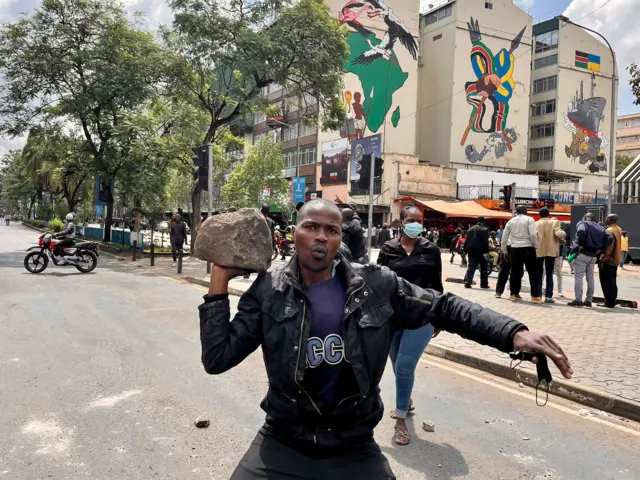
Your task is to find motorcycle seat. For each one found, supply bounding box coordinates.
[74,241,97,248]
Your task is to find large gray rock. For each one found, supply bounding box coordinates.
[194,208,273,272]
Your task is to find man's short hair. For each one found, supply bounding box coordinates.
[297,199,341,224]
[539,207,550,218]
[341,208,355,222]
[477,216,485,224]
[584,212,595,221]
[260,203,270,215]
[516,205,527,215]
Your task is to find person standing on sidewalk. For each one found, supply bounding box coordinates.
[199,199,573,479]
[598,214,622,308]
[620,231,629,268]
[342,208,368,263]
[170,213,188,267]
[495,239,512,299]
[535,208,566,304]
[568,212,610,307]
[377,205,443,446]
[463,216,490,289]
[501,206,541,302]
[457,230,468,267]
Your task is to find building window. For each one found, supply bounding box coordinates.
[433,34,442,41]
[534,54,558,69]
[282,123,299,142]
[535,30,559,53]
[253,131,267,144]
[485,2,493,9]
[283,150,297,169]
[299,146,317,166]
[532,75,557,94]
[531,99,556,117]
[531,123,555,139]
[421,4,452,26]
[299,122,317,137]
[253,112,266,125]
[530,146,554,162]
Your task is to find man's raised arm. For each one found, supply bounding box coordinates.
[199,266,263,375]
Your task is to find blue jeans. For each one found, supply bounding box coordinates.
[620,251,628,267]
[389,324,435,419]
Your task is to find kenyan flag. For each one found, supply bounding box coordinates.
[575,51,589,69]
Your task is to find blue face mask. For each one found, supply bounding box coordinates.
[403,222,423,239]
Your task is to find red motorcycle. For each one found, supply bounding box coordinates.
[24,233,99,274]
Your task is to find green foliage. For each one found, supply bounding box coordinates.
[222,136,288,208]
[49,217,64,232]
[616,154,635,177]
[0,150,37,215]
[34,220,46,228]
[629,63,640,106]
[36,203,54,222]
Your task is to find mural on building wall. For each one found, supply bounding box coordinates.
[562,81,608,173]
[338,1,414,139]
[460,18,526,163]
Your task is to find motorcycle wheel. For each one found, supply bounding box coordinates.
[271,246,279,261]
[24,252,49,274]
[75,250,98,273]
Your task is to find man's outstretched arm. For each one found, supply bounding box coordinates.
[199,266,263,375]
[389,273,573,379]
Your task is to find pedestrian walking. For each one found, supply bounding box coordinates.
[463,216,490,289]
[170,214,187,267]
[568,212,611,307]
[342,208,367,263]
[377,224,391,247]
[501,206,541,302]
[377,205,442,446]
[371,225,378,248]
[535,208,566,304]
[598,214,622,308]
[494,244,511,299]
[620,231,629,268]
[554,242,565,297]
[457,230,468,267]
[199,199,572,479]
[449,229,461,264]
[497,225,504,242]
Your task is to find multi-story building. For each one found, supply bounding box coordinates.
[616,113,640,159]
[528,17,617,194]
[417,0,533,172]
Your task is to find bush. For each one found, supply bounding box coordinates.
[49,218,64,232]
[34,219,46,228]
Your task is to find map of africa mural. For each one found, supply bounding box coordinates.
[338,1,415,139]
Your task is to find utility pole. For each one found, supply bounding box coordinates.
[511,182,517,217]
[366,153,374,254]
[206,143,213,274]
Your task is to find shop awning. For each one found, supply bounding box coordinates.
[401,196,512,219]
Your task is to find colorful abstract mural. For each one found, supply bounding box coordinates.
[338,1,414,138]
[562,81,608,173]
[460,17,526,162]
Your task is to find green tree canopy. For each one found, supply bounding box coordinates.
[616,154,636,178]
[222,136,288,209]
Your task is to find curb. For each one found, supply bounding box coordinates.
[425,344,640,423]
[445,277,637,308]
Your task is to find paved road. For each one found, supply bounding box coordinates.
[2,224,640,480]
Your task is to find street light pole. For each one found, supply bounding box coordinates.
[556,15,617,212]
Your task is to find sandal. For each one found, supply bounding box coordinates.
[394,425,410,445]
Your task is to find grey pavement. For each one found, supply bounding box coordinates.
[2,224,640,479]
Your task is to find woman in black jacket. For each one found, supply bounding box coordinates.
[377,204,443,446]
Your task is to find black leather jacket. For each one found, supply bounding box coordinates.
[199,255,527,448]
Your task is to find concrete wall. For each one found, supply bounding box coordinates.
[395,155,458,199]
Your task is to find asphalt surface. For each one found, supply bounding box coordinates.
[1,224,639,480]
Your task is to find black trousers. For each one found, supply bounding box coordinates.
[231,428,396,480]
[536,256,556,298]
[54,238,74,256]
[509,247,540,297]
[464,252,489,287]
[496,249,511,295]
[171,242,183,262]
[598,264,618,307]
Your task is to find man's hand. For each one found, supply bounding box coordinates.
[209,264,251,295]
[513,331,573,379]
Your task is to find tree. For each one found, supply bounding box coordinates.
[0,150,38,217]
[630,63,640,105]
[165,0,348,248]
[0,0,176,241]
[222,136,288,208]
[616,154,635,177]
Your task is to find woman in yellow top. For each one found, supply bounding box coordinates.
[620,231,629,268]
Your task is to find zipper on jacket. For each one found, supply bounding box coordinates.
[294,300,323,417]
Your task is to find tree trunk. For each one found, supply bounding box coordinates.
[104,200,114,242]
[191,187,201,252]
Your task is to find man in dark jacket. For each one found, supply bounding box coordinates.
[377,224,391,246]
[170,214,188,267]
[341,207,367,263]
[199,199,572,479]
[463,216,490,289]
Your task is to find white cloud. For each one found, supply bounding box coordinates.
[515,0,536,12]
[563,0,640,114]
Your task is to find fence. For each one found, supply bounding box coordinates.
[456,184,610,205]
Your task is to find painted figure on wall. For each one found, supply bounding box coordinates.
[338,1,415,138]
[562,81,608,173]
[340,90,368,140]
[460,17,526,161]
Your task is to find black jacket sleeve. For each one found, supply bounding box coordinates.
[377,244,389,266]
[198,278,264,374]
[388,271,526,353]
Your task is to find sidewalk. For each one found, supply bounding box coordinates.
[108,251,640,420]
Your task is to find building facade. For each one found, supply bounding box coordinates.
[616,113,640,159]
[417,0,533,172]
[528,18,617,193]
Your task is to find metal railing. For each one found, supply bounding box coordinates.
[456,184,611,205]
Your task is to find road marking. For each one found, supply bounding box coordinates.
[422,358,640,437]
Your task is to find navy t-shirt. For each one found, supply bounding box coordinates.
[302,274,348,408]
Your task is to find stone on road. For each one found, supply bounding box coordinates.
[1,224,639,479]
[194,208,272,272]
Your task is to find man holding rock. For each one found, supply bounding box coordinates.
[198,200,572,479]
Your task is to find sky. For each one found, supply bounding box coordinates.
[1,0,639,158]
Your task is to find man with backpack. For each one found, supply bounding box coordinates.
[568,212,612,307]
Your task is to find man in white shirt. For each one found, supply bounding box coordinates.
[501,205,541,303]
